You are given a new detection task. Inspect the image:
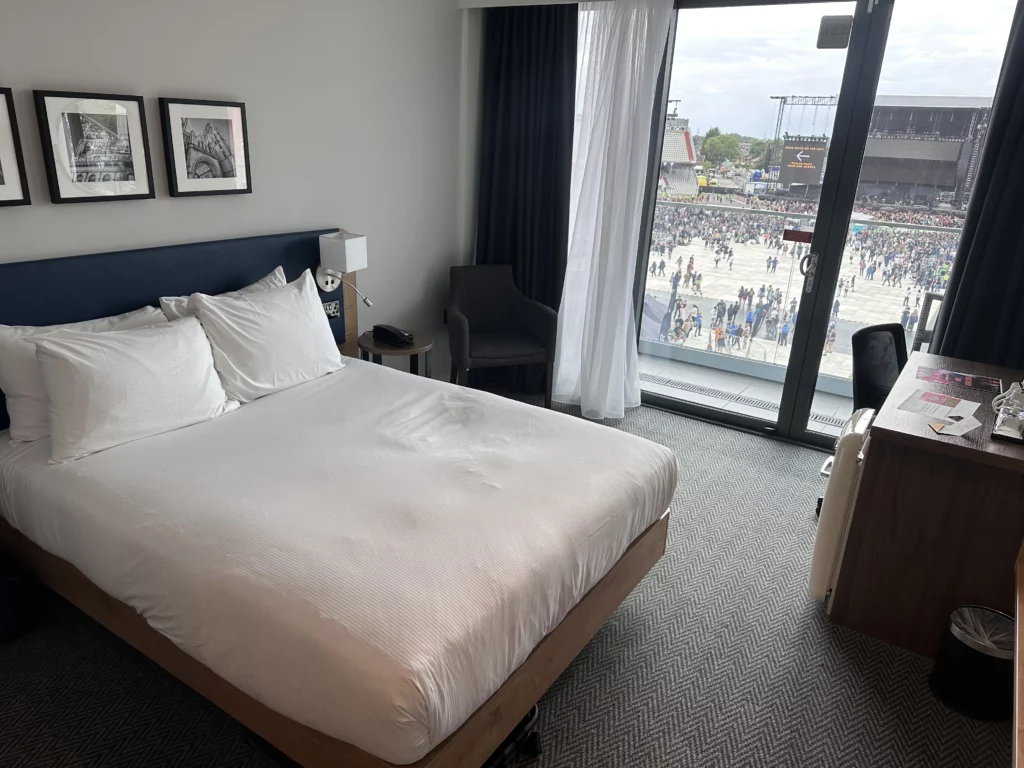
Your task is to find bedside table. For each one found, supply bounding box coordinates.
[357,330,434,377]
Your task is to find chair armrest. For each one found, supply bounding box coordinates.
[447,304,472,369]
[513,296,558,362]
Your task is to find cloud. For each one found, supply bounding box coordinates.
[669,0,1014,138]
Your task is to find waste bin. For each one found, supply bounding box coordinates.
[929,606,1015,722]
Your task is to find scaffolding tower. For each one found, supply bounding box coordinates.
[766,95,838,186]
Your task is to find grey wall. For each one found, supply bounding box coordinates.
[0,0,464,373]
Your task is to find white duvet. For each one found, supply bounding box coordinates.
[0,359,677,765]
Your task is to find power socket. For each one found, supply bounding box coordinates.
[322,300,340,318]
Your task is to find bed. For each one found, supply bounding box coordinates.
[0,231,677,768]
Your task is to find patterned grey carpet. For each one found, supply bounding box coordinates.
[0,403,1011,767]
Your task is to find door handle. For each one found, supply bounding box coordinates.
[801,252,819,293]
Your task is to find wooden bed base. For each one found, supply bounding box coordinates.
[0,512,668,768]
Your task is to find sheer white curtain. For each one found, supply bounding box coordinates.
[553,0,674,419]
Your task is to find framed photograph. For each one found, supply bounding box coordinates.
[159,98,251,197]
[0,88,31,207]
[33,90,154,204]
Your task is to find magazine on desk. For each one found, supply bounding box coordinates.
[916,367,1003,394]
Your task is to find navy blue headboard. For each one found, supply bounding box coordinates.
[0,229,344,431]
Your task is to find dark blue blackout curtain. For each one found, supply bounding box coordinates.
[930,2,1024,369]
[472,4,578,392]
[475,4,578,311]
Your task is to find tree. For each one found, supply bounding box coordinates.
[694,126,720,154]
[749,138,771,168]
[702,134,740,166]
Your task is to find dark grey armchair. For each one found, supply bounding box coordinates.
[447,265,558,408]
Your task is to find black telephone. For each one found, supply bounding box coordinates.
[372,324,414,347]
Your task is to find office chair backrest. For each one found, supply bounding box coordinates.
[449,265,520,333]
[850,323,909,412]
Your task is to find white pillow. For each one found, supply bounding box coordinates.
[192,269,343,403]
[0,306,167,442]
[159,266,287,321]
[28,317,239,463]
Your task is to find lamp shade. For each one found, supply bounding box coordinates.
[320,232,368,273]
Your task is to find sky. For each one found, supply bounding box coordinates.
[671,0,1016,139]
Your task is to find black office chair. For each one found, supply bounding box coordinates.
[819,322,909,486]
[447,265,558,408]
[850,322,909,412]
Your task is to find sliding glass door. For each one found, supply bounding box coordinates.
[796,0,1018,442]
[634,0,1017,445]
[636,0,863,434]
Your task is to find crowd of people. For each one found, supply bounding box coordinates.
[745,198,817,215]
[657,271,796,352]
[647,202,956,356]
[861,207,963,228]
[843,224,956,294]
[657,188,967,230]
[650,207,807,352]
[650,204,810,259]
[742,194,965,229]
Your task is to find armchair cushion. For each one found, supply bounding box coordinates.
[469,332,547,365]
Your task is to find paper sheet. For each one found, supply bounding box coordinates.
[929,415,982,437]
[899,389,978,420]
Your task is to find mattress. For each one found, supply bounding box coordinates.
[0,359,677,765]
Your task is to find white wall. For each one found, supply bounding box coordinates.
[0,0,467,374]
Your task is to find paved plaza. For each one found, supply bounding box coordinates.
[641,230,928,381]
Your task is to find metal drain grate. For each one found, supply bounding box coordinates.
[639,373,848,428]
[813,413,849,429]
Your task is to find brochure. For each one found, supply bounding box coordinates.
[916,367,1002,394]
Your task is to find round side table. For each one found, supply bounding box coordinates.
[357,330,435,377]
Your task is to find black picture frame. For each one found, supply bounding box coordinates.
[159,97,252,198]
[0,87,31,208]
[33,89,155,204]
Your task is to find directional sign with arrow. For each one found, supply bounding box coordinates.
[780,138,827,186]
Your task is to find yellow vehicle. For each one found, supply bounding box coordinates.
[708,178,720,188]
[697,175,708,188]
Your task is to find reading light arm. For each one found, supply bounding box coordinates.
[316,266,373,307]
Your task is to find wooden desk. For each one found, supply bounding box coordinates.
[829,352,1024,657]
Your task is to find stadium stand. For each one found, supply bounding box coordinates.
[859,96,992,206]
[660,114,699,197]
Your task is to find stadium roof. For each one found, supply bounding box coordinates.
[661,129,695,164]
[874,95,993,109]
